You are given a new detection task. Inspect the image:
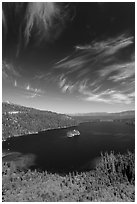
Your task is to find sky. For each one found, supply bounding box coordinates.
[2,2,135,114]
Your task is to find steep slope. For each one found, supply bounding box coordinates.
[2,102,77,140]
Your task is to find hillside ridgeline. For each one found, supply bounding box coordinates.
[2,102,77,141]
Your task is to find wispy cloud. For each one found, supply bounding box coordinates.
[107,62,134,82]
[25,84,43,93]
[58,74,77,93]
[24,92,40,99]
[98,61,134,79]
[55,56,70,65]
[52,34,135,104]
[54,35,134,76]
[2,61,45,99]
[2,61,21,78]
[2,9,7,35]
[3,2,70,56]
[79,86,134,104]
[11,82,45,99]
[24,2,67,46]
[2,61,21,87]
[24,83,44,98]
[14,80,17,87]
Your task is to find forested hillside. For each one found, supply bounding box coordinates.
[2,102,77,140]
[2,151,135,202]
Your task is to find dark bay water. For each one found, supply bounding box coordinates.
[2,122,135,172]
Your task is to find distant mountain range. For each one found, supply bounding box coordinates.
[69,110,135,122]
[70,111,135,117]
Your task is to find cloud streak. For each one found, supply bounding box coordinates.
[79,86,134,104]
[2,61,45,99]
[14,80,17,87]
[52,34,135,104]
[2,2,70,56]
[25,83,44,95]
[20,83,45,99]
[2,62,21,78]
[2,61,21,87]
[24,2,67,46]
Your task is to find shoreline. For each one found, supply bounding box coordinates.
[2,125,79,142]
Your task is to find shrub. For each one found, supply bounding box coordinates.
[2,151,135,202]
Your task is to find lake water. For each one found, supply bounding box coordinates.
[2,121,135,172]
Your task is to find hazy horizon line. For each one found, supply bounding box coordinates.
[2,100,135,115]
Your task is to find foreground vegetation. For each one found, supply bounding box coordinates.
[2,151,135,202]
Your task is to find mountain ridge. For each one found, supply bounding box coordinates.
[2,102,77,140]
[69,110,135,117]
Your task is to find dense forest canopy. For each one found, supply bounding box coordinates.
[2,102,77,140]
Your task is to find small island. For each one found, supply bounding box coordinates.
[67,129,80,138]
